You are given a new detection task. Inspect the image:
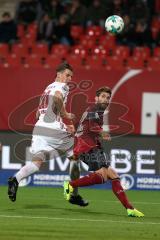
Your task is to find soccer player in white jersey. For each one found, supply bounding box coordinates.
[8,62,88,206]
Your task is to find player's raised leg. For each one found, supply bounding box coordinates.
[8,157,42,202]
[64,166,144,216]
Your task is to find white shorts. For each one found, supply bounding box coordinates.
[30,120,74,161]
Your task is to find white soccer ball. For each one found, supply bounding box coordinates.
[105,15,124,34]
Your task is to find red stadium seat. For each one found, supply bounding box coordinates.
[71,45,87,58]
[21,34,36,48]
[132,47,151,59]
[151,26,159,40]
[86,26,103,38]
[99,33,116,51]
[113,45,130,59]
[32,43,49,57]
[80,35,96,50]
[91,46,108,57]
[106,56,125,70]
[51,44,69,58]
[65,55,83,67]
[126,57,145,69]
[25,54,43,67]
[11,43,29,57]
[86,56,104,68]
[153,47,160,58]
[45,55,62,68]
[0,43,9,57]
[17,24,25,39]
[3,54,21,67]
[70,25,83,40]
[28,23,38,37]
[151,17,160,39]
[148,57,160,71]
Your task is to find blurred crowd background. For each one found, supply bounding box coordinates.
[0,0,160,69]
[0,0,160,47]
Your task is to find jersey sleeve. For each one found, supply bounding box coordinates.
[54,85,68,96]
[51,84,69,104]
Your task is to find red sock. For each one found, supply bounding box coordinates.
[70,173,104,188]
[112,179,134,209]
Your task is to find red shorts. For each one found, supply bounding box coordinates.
[73,137,99,157]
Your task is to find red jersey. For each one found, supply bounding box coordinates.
[74,104,104,156]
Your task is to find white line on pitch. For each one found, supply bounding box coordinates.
[20,197,160,205]
[90,200,160,205]
[0,215,159,225]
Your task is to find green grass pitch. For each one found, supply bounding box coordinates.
[0,186,160,240]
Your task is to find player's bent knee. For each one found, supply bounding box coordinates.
[107,167,119,179]
[96,168,108,181]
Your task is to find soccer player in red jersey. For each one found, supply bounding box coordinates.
[64,86,144,217]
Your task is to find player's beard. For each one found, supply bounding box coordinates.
[96,102,108,111]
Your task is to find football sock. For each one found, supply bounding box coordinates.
[111,178,134,209]
[69,160,80,196]
[70,172,104,188]
[15,162,39,183]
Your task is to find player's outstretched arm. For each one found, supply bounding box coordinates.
[53,91,75,120]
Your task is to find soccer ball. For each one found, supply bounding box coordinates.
[105,15,124,34]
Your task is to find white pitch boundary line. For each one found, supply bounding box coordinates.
[21,197,160,205]
[0,214,160,225]
[90,200,160,205]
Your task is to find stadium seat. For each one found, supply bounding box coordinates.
[51,44,69,58]
[106,56,125,70]
[86,56,104,69]
[71,45,87,58]
[113,45,130,59]
[21,34,36,48]
[148,57,160,70]
[70,25,83,41]
[32,43,49,58]
[65,55,83,67]
[3,54,21,67]
[17,24,25,39]
[99,33,116,51]
[132,47,151,59]
[80,35,96,50]
[151,17,160,39]
[126,57,145,69]
[45,55,62,68]
[11,43,29,57]
[91,46,108,57]
[86,26,104,38]
[0,43,9,57]
[25,54,43,67]
[27,23,38,38]
[153,47,160,58]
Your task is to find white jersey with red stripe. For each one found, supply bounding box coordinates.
[30,81,73,158]
[37,81,69,127]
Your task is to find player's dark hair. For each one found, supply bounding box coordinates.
[96,86,112,96]
[56,61,73,73]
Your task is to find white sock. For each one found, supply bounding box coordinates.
[15,162,39,183]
